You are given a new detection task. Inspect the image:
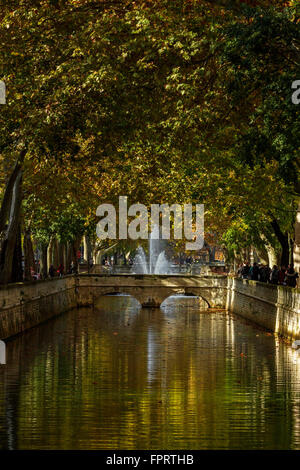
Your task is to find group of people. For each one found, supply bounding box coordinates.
[237,262,299,288]
[48,261,77,278]
[30,261,77,280]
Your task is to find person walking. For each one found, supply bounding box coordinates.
[49,265,55,278]
[285,265,299,288]
[241,262,250,279]
[30,267,38,280]
[278,266,286,285]
[70,261,76,274]
[270,265,279,285]
[57,263,64,278]
[258,264,265,282]
[237,264,243,278]
[251,262,259,281]
[265,265,271,283]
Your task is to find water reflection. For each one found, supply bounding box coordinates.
[0,294,299,449]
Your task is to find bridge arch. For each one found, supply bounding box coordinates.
[160,291,211,308]
[76,274,227,309]
[91,286,211,308]
[92,287,142,306]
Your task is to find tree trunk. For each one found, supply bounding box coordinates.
[83,235,89,263]
[83,234,91,272]
[293,201,300,273]
[24,228,35,281]
[39,244,48,279]
[260,233,278,267]
[0,148,26,236]
[66,242,72,271]
[57,241,64,268]
[241,247,250,263]
[267,246,278,267]
[47,236,55,270]
[0,169,23,284]
[71,236,82,271]
[255,246,269,265]
[53,239,59,268]
[11,224,23,282]
[270,219,289,267]
[62,244,67,272]
[92,244,98,264]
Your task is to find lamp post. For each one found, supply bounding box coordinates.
[0,80,6,104]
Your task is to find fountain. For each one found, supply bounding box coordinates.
[131,225,171,275]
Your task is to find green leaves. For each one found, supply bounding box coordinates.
[0,0,298,259]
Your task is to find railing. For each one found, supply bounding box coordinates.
[88,263,226,275]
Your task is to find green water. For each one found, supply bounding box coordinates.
[0,295,299,450]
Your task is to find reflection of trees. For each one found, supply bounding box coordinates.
[275,339,300,449]
[0,296,299,449]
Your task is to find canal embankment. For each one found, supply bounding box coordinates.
[227,277,300,339]
[0,276,76,339]
[0,274,299,340]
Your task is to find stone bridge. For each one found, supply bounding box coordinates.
[76,274,228,308]
[1,275,299,340]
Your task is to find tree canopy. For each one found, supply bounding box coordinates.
[0,0,299,281]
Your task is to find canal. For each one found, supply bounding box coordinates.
[0,295,299,450]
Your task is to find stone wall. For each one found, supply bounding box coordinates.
[226,277,300,340]
[0,276,76,340]
[0,274,299,341]
[0,274,228,339]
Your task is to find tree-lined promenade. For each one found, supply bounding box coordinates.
[0,0,299,285]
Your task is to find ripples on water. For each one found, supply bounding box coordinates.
[0,294,299,450]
